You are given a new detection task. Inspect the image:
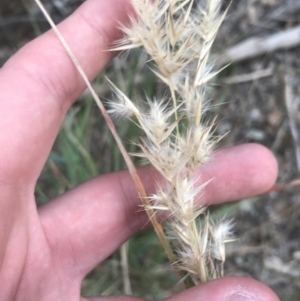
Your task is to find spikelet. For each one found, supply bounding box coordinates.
[109,0,233,285]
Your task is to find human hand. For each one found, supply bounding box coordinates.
[0,0,280,300]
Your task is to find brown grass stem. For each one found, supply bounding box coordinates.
[34,0,179,283]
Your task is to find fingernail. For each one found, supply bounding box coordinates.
[227,293,260,301]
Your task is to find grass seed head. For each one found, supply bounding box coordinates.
[109,0,232,286]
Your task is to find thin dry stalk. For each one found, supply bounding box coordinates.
[120,243,132,295]
[217,25,300,66]
[270,178,300,192]
[223,67,273,84]
[34,0,178,279]
[284,73,300,174]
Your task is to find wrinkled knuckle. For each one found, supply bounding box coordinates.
[78,11,111,48]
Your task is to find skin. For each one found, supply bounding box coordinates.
[0,0,281,300]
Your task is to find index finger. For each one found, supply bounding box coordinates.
[0,0,131,185]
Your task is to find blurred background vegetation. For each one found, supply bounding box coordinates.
[1,0,300,300]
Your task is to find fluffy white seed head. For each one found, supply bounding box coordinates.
[109,0,230,285]
[211,219,234,262]
[138,139,186,180]
[138,99,179,145]
[114,0,225,88]
[176,125,217,170]
[106,78,140,121]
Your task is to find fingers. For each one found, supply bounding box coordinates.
[83,277,279,301]
[199,143,278,204]
[0,0,131,185]
[165,277,280,301]
[39,144,278,277]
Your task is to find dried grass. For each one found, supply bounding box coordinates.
[34,0,234,287]
[109,0,233,285]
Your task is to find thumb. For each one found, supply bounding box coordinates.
[166,277,280,301]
